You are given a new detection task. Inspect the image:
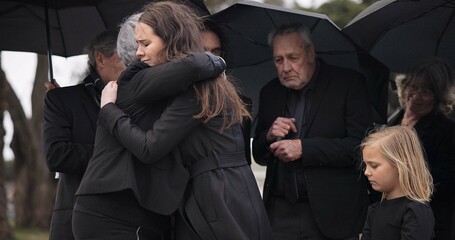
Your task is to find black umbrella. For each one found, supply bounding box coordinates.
[342,0,455,73]
[211,1,389,122]
[0,0,210,82]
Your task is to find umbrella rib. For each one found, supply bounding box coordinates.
[95,5,108,29]
[221,24,269,48]
[0,5,46,23]
[55,10,67,57]
[436,5,455,55]
[264,8,277,29]
[370,1,454,52]
[388,0,455,28]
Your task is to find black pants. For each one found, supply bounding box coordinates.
[268,195,359,240]
[73,202,163,240]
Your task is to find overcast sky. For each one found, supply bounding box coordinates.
[1,52,87,160]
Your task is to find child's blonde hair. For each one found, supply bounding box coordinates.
[361,126,433,203]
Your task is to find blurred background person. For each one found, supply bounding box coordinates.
[388,57,455,240]
[201,19,253,165]
[42,29,125,240]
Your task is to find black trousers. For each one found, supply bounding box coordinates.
[72,202,163,240]
[268,195,359,240]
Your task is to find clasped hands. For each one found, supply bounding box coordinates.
[266,117,302,163]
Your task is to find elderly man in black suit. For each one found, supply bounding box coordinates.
[252,23,372,240]
[41,29,125,240]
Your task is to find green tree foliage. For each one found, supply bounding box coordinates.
[264,0,286,6]
[362,0,378,6]
[297,0,368,28]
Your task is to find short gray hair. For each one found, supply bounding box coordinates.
[85,30,118,69]
[117,13,142,66]
[268,23,314,53]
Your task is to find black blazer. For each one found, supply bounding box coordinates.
[252,60,371,239]
[42,77,99,240]
[76,53,224,215]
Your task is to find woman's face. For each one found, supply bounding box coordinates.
[135,22,165,66]
[404,81,435,116]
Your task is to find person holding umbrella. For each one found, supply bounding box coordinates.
[41,29,125,240]
[252,23,371,240]
[388,57,455,240]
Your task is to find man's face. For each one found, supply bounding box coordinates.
[272,32,315,90]
[201,30,222,56]
[135,22,166,66]
[96,52,125,84]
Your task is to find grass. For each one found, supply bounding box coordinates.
[14,227,48,240]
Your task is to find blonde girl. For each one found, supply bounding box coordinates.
[360,126,434,240]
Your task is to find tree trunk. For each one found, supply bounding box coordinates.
[30,54,56,228]
[0,55,14,240]
[8,54,55,229]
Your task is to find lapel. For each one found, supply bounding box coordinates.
[302,63,331,138]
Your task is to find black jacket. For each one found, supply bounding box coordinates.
[76,53,225,215]
[253,60,371,239]
[42,73,100,240]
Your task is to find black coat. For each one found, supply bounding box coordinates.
[76,53,224,215]
[252,60,371,239]
[99,86,272,239]
[42,75,100,240]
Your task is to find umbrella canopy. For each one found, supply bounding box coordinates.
[211,0,389,122]
[0,0,210,81]
[0,0,210,57]
[342,0,455,73]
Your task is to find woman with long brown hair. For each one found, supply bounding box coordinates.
[99,1,271,239]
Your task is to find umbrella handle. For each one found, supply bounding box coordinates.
[44,0,55,84]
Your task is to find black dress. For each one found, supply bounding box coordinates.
[361,197,434,240]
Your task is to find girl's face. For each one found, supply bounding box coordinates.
[135,22,165,66]
[363,144,404,200]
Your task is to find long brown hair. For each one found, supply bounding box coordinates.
[139,1,250,130]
